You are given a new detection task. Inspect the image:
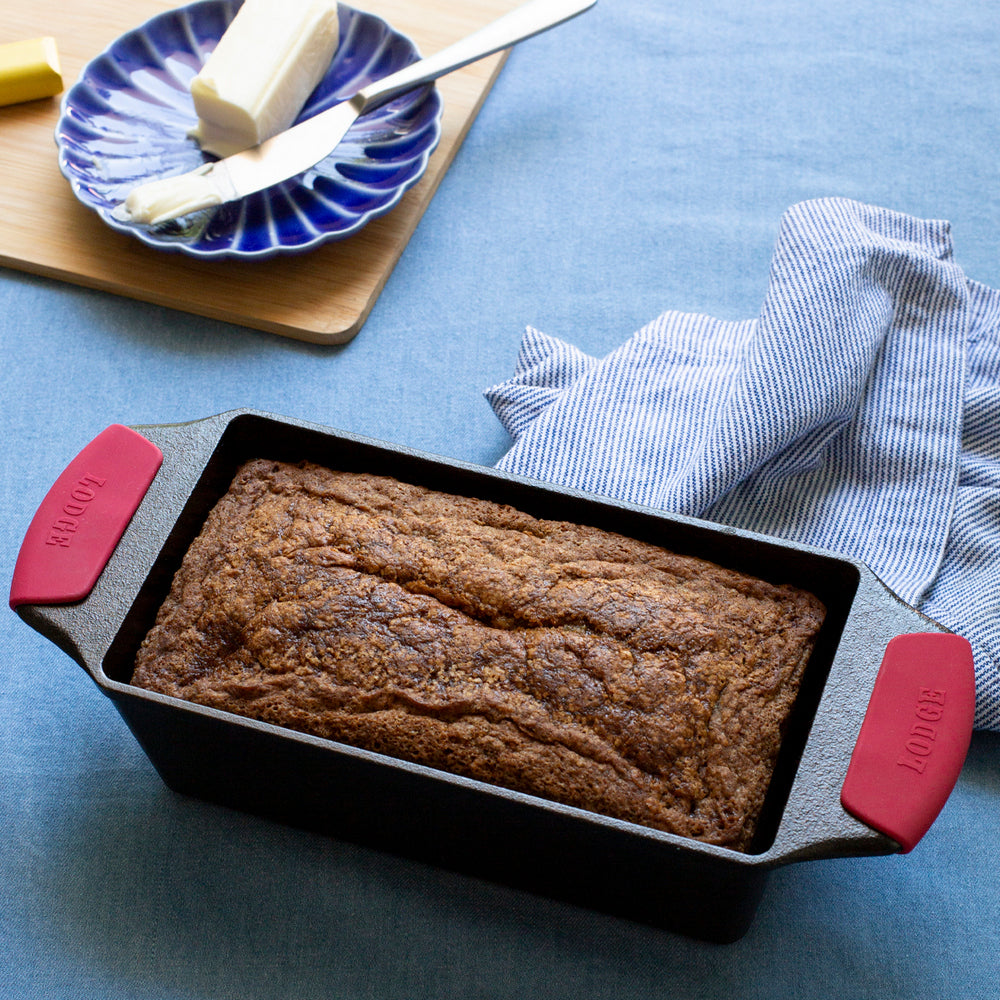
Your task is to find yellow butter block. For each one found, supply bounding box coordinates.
[0,37,62,107]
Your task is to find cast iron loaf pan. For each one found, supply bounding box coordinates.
[10,409,975,943]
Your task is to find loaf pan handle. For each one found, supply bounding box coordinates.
[9,425,163,609]
[841,632,974,852]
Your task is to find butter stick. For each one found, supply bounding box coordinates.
[189,0,340,157]
[0,37,62,107]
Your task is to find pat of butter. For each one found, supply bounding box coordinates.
[119,167,222,226]
[0,37,62,107]
[189,0,340,157]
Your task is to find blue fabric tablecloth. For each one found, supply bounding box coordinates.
[3,1,999,997]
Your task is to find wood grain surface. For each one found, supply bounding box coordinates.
[0,1,517,343]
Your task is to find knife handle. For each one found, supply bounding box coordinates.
[841,632,975,852]
[358,0,598,111]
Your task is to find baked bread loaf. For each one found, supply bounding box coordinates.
[131,459,826,851]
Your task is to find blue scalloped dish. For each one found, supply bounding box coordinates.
[56,1,443,259]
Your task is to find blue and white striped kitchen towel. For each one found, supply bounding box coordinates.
[484,198,1000,730]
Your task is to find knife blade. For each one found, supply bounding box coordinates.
[115,0,597,226]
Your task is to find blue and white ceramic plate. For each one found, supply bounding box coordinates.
[56,1,443,259]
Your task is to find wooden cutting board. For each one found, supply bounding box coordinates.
[0,1,518,344]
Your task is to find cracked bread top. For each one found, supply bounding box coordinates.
[131,459,826,851]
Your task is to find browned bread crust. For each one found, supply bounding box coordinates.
[132,459,825,851]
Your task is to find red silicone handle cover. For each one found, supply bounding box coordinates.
[9,425,163,609]
[841,632,975,852]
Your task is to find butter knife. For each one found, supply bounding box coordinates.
[115,0,597,225]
